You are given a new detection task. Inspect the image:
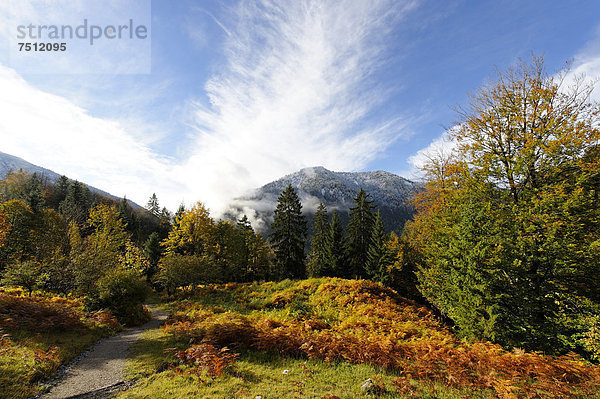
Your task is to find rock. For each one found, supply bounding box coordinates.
[360,378,382,395]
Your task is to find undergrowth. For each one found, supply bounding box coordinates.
[123,278,600,398]
[0,288,121,399]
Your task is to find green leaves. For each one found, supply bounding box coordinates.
[408,57,600,356]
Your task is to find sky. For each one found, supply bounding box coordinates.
[0,0,599,215]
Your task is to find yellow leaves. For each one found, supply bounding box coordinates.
[163,278,600,398]
[162,201,214,255]
[0,207,8,248]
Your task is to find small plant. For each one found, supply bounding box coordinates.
[170,343,238,378]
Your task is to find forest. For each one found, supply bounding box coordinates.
[1,57,599,398]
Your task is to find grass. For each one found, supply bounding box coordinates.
[0,288,120,399]
[120,278,600,398]
[123,331,491,398]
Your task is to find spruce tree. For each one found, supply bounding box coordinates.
[146,193,160,217]
[237,215,253,232]
[325,209,344,277]
[144,232,162,278]
[345,188,376,278]
[366,211,392,283]
[270,185,307,279]
[59,181,91,227]
[307,203,329,277]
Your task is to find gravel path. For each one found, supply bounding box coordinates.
[40,306,168,399]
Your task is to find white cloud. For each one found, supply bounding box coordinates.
[178,0,418,215]
[1,0,420,217]
[0,65,184,208]
[405,129,458,180]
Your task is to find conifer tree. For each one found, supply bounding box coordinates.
[325,209,345,277]
[270,185,307,279]
[307,203,329,277]
[146,193,160,217]
[237,215,253,231]
[345,188,376,278]
[144,232,162,277]
[366,211,392,283]
[59,181,91,228]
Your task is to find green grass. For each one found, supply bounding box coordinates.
[119,281,496,398]
[118,279,600,398]
[0,326,114,399]
[122,328,492,398]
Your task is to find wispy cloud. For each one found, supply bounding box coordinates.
[1,0,420,215]
[179,0,419,214]
[0,65,184,206]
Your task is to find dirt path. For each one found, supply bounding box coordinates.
[41,306,168,399]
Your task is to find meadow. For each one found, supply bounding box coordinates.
[0,288,120,399]
[121,278,600,398]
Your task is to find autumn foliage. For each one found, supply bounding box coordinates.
[162,279,600,398]
[0,289,120,398]
[403,57,600,356]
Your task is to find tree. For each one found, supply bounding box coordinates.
[345,188,376,278]
[44,175,70,210]
[0,206,9,249]
[161,202,214,256]
[144,232,162,278]
[237,215,253,231]
[307,203,329,277]
[270,185,307,279]
[365,211,393,283]
[73,204,129,295]
[146,193,160,217]
[0,200,36,265]
[324,210,345,277]
[0,171,45,212]
[2,260,41,296]
[408,56,600,355]
[59,180,91,228]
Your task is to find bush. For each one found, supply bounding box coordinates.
[1,260,41,296]
[154,254,222,295]
[95,269,150,326]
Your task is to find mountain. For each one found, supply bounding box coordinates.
[0,151,140,207]
[225,166,423,233]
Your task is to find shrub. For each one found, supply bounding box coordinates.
[154,254,221,295]
[95,269,150,325]
[1,260,42,296]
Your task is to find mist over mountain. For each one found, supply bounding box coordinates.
[0,151,140,208]
[225,166,423,233]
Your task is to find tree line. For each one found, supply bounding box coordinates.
[269,184,401,284]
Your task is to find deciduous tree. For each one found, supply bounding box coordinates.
[408,56,600,355]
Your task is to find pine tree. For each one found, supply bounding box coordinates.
[144,232,162,278]
[25,173,43,213]
[366,211,392,283]
[118,197,137,231]
[146,193,160,217]
[307,203,329,277]
[345,188,376,278]
[270,185,307,279]
[59,181,91,228]
[237,215,253,232]
[325,209,345,277]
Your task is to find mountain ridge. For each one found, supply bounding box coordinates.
[225,166,423,233]
[0,151,140,208]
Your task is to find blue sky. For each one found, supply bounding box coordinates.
[1,0,599,215]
